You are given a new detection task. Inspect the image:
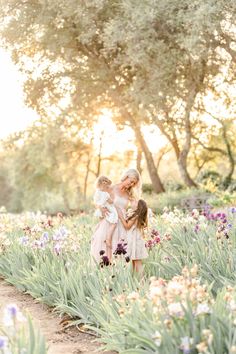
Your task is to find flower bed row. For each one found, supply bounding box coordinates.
[0,208,235,353]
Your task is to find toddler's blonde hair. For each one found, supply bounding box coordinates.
[96,175,112,189]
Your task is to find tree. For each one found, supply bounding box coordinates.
[96,0,236,186]
[0,0,165,193]
[2,117,93,212]
[1,0,235,191]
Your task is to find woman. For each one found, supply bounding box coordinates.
[91,168,141,263]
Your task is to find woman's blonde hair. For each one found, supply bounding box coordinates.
[120,168,142,199]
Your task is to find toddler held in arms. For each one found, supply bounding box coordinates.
[94,176,118,261]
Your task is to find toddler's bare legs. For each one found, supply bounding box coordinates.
[106,223,116,262]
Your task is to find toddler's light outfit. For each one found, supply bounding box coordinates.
[94,190,118,224]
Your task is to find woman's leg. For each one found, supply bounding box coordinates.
[106,223,117,261]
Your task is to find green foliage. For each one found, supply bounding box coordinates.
[144,188,212,214]
[198,170,222,186]
[142,183,153,195]
[0,309,47,354]
[0,209,236,352]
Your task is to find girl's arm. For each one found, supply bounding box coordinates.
[117,209,137,230]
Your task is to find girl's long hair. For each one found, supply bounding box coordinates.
[127,199,148,229]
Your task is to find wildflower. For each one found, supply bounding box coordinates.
[163,233,172,241]
[192,209,199,219]
[0,336,8,350]
[163,318,172,329]
[153,235,161,244]
[115,294,126,303]
[196,341,208,353]
[168,302,184,317]
[151,229,159,238]
[114,243,127,255]
[54,243,61,255]
[180,336,193,354]
[194,224,200,233]
[152,330,162,347]
[118,308,125,317]
[3,304,26,326]
[59,226,68,238]
[190,264,198,277]
[19,236,29,245]
[202,329,213,345]
[195,303,211,316]
[228,300,236,312]
[145,240,153,249]
[100,255,110,267]
[42,232,49,241]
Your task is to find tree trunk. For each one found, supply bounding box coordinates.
[109,91,165,193]
[178,87,198,187]
[132,121,165,193]
[136,145,143,175]
[83,154,91,200]
[177,156,197,187]
[222,123,235,186]
[96,131,104,177]
[154,117,197,187]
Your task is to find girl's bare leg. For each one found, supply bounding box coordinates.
[133,260,143,275]
[106,223,116,262]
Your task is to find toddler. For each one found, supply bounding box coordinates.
[94,176,118,261]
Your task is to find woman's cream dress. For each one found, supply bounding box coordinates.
[91,194,129,262]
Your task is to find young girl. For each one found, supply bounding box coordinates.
[94,176,118,261]
[117,199,148,274]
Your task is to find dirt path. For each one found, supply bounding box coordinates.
[0,278,115,354]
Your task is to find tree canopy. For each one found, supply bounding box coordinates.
[0,0,235,211]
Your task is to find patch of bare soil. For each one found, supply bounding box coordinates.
[0,279,115,354]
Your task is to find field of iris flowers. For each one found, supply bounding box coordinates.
[0,207,236,354]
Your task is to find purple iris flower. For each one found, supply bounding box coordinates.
[19,236,29,245]
[42,232,49,241]
[54,243,61,255]
[6,304,18,317]
[100,255,110,267]
[114,243,127,255]
[59,226,68,238]
[0,336,8,349]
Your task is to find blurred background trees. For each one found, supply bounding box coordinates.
[0,0,235,213]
